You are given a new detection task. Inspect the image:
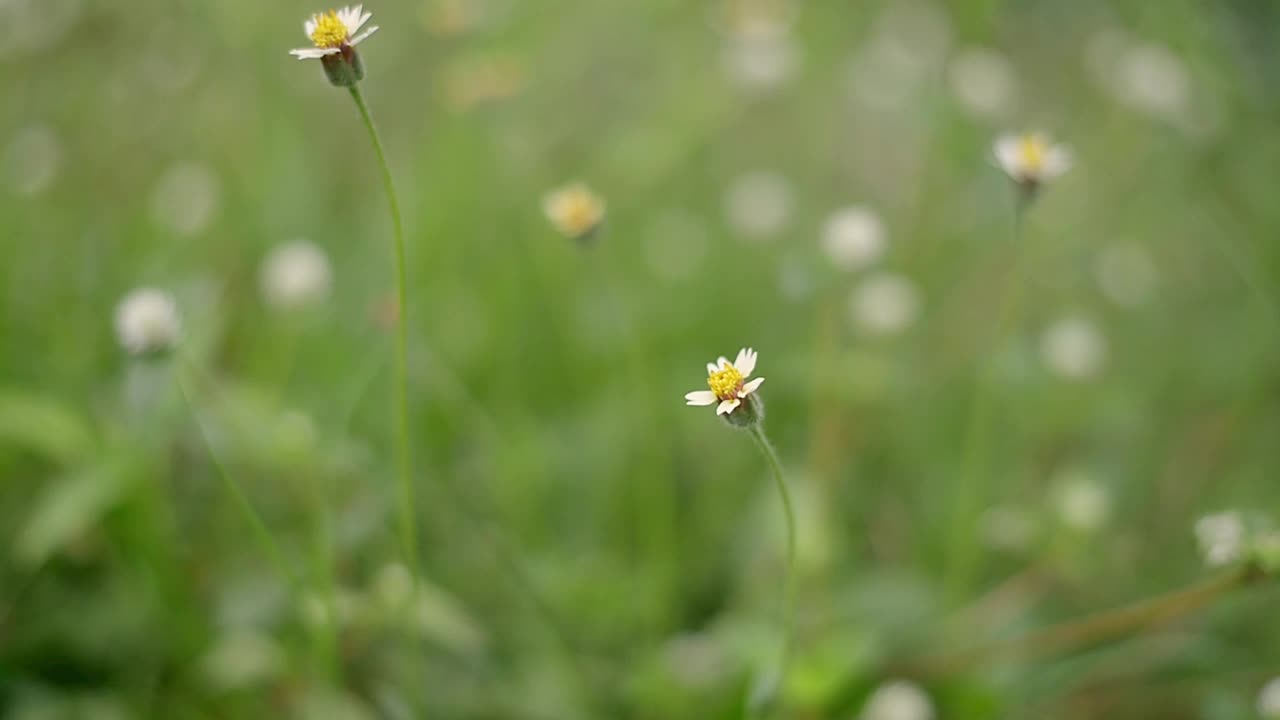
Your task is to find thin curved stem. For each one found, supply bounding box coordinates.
[905,565,1262,677]
[748,424,796,717]
[348,85,418,577]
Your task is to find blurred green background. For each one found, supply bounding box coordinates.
[3,0,1280,717]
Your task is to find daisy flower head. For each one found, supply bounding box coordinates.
[543,182,605,243]
[685,348,766,427]
[994,131,1071,192]
[290,5,379,87]
[115,287,181,356]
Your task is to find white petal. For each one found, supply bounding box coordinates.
[993,135,1021,176]
[304,17,317,36]
[739,377,765,396]
[735,347,757,377]
[706,363,719,375]
[349,25,379,45]
[685,390,717,406]
[1044,146,1072,178]
[353,11,373,33]
[716,399,741,415]
[717,356,730,369]
[290,47,336,59]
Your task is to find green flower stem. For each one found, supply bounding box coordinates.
[906,564,1264,677]
[348,84,418,578]
[747,423,797,716]
[177,362,300,593]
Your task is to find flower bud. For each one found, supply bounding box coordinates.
[322,47,365,87]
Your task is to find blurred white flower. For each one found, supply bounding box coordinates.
[848,1,949,112]
[948,47,1016,120]
[201,631,285,690]
[1114,43,1190,120]
[1053,472,1110,533]
[290,5,378,60]
[1095,243,1156,308]
[821,206,886,272]
[260,240,333,310]
[4,125,61,196]
[994,132,1071,188]
[861,679,935,720]
[645,210,709,281]
[982,503,1036,552]
[722,33,798,90]
[850,273,921,335]
[543,182,605,241]
[1260,677,1280,719]
[1040,316,1107,380]
[1194,511,1247,568]
[685,348,765,416]
[150,162,219,236]
[114,288,180,355]
[724,171,793,240]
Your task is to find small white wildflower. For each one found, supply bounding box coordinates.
[1040,316,1107,380]
[685,347,765,417]
[860,679,935,720]
[993,132,1071,190]
[724,171,793,240]
[948,47,1016,120]
[543,182,605,241]
[260,240,333,310]
[150,162,219,237]
[821,206,886,272]
[114,288,181,356]
[290,5,378,60]
[290,5,379,87]
[1259,677,1280,719]
[1053,472,1110,533]
[850,273,921,335]
[4,125,61,196]
[1194,511,1247,568]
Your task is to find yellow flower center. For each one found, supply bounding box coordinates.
[552,190,603,236]
[707,364,744,400]
[310,10,349,49]
[1018,135,1046,173]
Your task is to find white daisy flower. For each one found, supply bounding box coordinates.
[684,347,765,416]
[114,288,181,355]
[860,679,935,720]
[1194,511,1247,568]
[260,240,333,310]
[290,5,379,60]
[993,132,1071,188]
[543,182,605,241]
[1259,677,1280,719]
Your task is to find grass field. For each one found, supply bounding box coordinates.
[3,0,1280,718]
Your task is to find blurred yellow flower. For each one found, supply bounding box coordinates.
[994,131,1071,187]
[685,348,765,416]
[542,183,605,241]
